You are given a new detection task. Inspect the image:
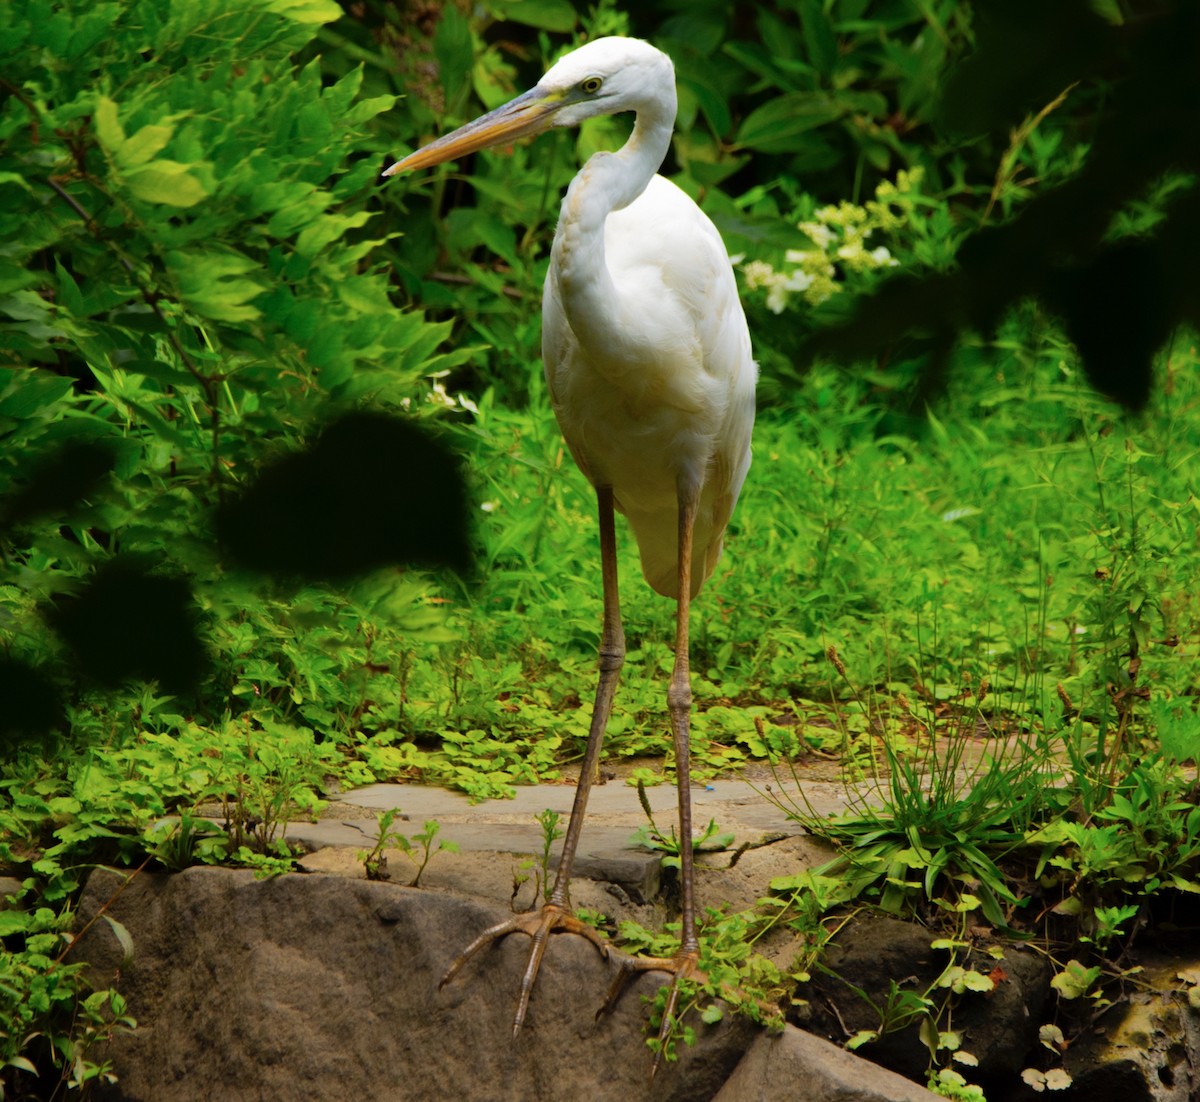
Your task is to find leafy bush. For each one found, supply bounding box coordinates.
[0,0,474,1091]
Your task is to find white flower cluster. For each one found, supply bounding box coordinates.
[396,375,480,415]
[741,170,921,314]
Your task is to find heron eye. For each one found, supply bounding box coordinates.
[580,77,603,95]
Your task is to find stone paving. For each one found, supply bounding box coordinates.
[285,773,868,870]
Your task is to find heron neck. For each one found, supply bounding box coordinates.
[554,98,675,359]
[603,96,675,211]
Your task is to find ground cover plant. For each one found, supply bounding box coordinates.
[1,0,1199,1097]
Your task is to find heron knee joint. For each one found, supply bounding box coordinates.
[667,681,691,712]
[598,646,625,673]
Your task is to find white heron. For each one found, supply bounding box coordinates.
[384,36,755,1066]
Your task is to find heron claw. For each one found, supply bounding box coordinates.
[599,947,705,1077]
[439,903,610,1034]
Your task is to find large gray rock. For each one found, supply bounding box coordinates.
[713,1028,938,1102]
[77,866,749,1102]
[75,866,937,1102]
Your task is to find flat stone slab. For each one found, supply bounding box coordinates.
[305,775,863,862]
[272,775,860,931]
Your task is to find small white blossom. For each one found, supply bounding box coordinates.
[799,221,835,249]
[427,381,457,408]
[764,276,791,314]
[741,259,777,289]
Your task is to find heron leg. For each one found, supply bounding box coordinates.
[600,480,702,1075]
[439,485,625,1036]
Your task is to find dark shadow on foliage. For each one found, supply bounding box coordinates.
[216,411,472,581]
[43,556,209,696]
[3,414,473,753]
[0,438,117,531]
[810,0,1200,411]
[0,657,66,749]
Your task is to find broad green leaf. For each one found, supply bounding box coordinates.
[496,0,577,32]
[735,92,845,153]
[295,210,373,257]
[1051,960,1101,1000]
[127,162,209,208]
[120,123,175,168]
[959,970,995,993]
[264,0,343,24]
[167,249,264,322]
[679,77,732,138]
[93,94,125,151]
[0,370,74,417]
[0,910,31,937]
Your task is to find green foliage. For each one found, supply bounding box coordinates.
[0,0,474,745]
[631,780,733,871]
[0,899,135,1098]
[614,904,787,1065]
[357,807,458,886]
[0,0,473,1090]
[533,808,564,902]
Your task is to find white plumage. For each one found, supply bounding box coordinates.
[388,37,755,596]
[385,35,755,1066]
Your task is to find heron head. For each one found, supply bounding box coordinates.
[383,37,673,176]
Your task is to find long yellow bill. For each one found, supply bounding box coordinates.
[383,87,564,176]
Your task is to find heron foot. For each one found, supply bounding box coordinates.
[439,903,610,1036]
[600,947,706,1077]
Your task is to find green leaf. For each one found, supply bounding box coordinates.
[167,249,264,322]
[264,0,343,24]
[735,92,845,152]
[1051,960,1101,1000]
[101,912,136,968]
[0,370,74,417]
[959,970,996,993]
[295,210,373,257]
[800,0,838,77]
[495,0,577,32]
[846,1030,878,1050]
[0,910,31,936]
[120,123,175,168]
[93,94,125,151]
[433,5,474,101]
[127,162,210,208]
[679,77,731,137]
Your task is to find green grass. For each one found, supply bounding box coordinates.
[397,319,1200,791]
